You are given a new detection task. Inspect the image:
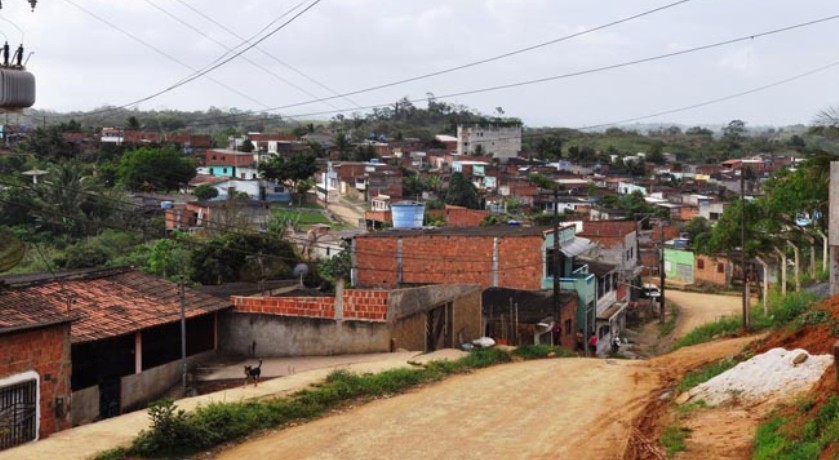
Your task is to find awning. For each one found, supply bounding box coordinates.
[596,302,627,322]
[560,236,594,258]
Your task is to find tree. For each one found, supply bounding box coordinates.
[193,184,219,201]
[722,119,747,152]
[239,139,255,153]
[258,154,318,203]
[118,146,197,191]
[25,126,80,161]
[647,142,666,165]
[445,172,480,209]
[126,116,141,130]
[352,144,377,162]
[190,233,298,285]
[333,132,352,159]
[684,217,711,242]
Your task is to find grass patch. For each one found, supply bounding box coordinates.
[659,302,679,337]
[661,425,692,457]
[675,399,708,415]
[512,344,577,360]
[273,208,332,226]
[95,348,516,459]
[672,291,817,351]
[753,396,839,460]
[677,357,740,393]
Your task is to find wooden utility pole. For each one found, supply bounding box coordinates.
[741,168,751,331]
[179,278,188,393]
[659,220,666,324]
[552,187,560,342]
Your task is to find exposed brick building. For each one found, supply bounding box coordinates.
[444,205,489,227]
[352,225,580,291]
[0,308,72,449]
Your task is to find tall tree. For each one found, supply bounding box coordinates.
[117,146,197,191]
[258,154,318,204]
[445,172,480,209]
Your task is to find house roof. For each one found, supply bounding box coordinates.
[0,268,231,344]
[356,224,574,239]
[578,220,636,238]
[578,258,617,278]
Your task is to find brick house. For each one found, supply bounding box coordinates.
[694,254,733,286]
[0,312,72,450]
[0,269,231,426]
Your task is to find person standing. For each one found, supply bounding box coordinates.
[588,332,598,356]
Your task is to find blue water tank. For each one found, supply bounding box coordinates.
[391,201,425,229]
[160,201,174,209]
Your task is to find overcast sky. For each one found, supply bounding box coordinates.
[4,0,839,128]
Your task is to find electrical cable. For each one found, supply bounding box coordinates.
[171,0,362,110]
[62,0,273,110]
[142,0,343,112]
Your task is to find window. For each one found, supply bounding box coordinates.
[717,263,725,273]
[626,249,630,261]
[223,168,228,174]
[697,258,705,270]
[710,212,721,221]
[0,374,38,449]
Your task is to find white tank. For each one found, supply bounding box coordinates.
[0,69,35,108]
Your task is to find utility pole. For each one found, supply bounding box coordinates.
[552,187,560,345]
[741,167,751,331]
[179,277,188,393]
[659,220,666,324]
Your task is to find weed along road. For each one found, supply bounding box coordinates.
[217,357,657,460]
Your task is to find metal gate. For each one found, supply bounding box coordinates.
[0,379,37,450]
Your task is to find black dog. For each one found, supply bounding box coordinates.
[244,359,263,387]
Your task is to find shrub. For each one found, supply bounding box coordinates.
[512,344,577,360]
[660,425,691,457]
[131,399,196,456]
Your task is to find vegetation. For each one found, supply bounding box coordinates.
[258,154,318,205]
[93,348,517,459]
[445,172,481,209]
[511,344,578,359]
[677,357,740,393]
[661,425,692,457]
[192,184,219,201]
[658,303,679,337]
[117,146,197,191]
[753,396,839,460]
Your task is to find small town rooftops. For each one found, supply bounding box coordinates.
[0,268,231,343]
[355,224,575,239]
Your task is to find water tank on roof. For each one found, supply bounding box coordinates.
[0,69,35,109]
[160,201,174,209]
[391,201,425,229]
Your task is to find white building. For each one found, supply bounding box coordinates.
[456,123,522,163]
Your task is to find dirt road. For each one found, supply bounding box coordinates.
[218,336,759,460]
[666,290,746,339]
[325,198,364,227]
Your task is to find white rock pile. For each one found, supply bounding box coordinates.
[686,348,834,406]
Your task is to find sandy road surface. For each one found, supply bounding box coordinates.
[218,358,656,460]
[217,336,760,460]
[666,290,747,339]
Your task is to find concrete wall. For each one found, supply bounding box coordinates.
[70,385,99,426]
[390,312,425,352]
[120,350,216,412]
[218,313,391,357]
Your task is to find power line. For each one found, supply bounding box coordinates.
[56,0,324,118]
[161,12,839,130]
[142,0,343,112]
[62,0,273,111]
[46,0,690,123]
[171,0,362,110]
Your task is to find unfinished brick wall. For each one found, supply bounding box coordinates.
[444,206,488,227]
[354,234,544,290]
[0,324,72,440]
[231,290,389,322]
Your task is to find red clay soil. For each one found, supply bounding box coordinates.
[626,294,839,460]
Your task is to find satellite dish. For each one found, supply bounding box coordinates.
[293,263,310,278]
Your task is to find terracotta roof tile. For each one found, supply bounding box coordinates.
[0,269,231,343]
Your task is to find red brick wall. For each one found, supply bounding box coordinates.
[694,255,730,286]
[354,235,544,290]
[0,324,72,440]
[445,206,488,227]
[231,290,389,322]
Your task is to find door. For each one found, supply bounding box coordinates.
[98,377,121,420]
[0,379,37,450]
[425,303,454,352]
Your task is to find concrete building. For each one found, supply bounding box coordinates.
[457,123,522,163]
[221,284,482,355]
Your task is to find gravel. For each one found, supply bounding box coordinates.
[687,348,834,406]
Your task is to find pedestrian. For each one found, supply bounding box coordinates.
[588,332,598,355]
[575,329,584,351]
[611,335,621,354]
[2,42,9,67]
[15,44,23,67]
